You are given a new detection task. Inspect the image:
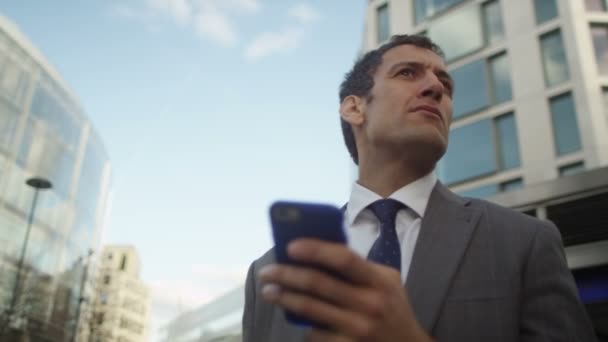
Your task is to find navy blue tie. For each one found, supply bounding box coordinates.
[367,199,404,272]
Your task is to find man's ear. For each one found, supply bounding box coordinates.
[340,95,366,127]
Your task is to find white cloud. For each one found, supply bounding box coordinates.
[111,4,143,20]
[288,3,320,24]
[225,0,261,13]
[194,8,238,47]
[148,0,193,25]
[245,27,305,61]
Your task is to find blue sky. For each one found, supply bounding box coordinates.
[1,0,366,336]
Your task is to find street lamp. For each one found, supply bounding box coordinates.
[71,248,94,342]
[5,177,52,334]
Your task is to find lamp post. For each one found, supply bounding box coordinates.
[71,248,94,342]
[5,177,52,335]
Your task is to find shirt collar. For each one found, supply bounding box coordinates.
[346,172,437,226]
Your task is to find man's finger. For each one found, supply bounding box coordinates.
[308,328,355,342]
[262,288,371,339]
[287,238,399,286]
[258,263,390,315]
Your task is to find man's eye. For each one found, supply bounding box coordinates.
[399,68,414,77]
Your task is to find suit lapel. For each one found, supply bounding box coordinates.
[406,183,481,332]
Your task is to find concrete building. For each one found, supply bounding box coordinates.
[363,0,608,338]
[158,285,243,342]
[364,0,608,197]
[88,245,150,342]
[0,13,111,342]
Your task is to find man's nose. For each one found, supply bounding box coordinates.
[419,73,444,102]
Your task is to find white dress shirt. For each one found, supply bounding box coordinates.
[344,172,437,283]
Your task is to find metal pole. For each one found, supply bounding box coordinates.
[7,187,40,327]
[71,249,93,342]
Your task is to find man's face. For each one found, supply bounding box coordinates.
[361,44,453,162]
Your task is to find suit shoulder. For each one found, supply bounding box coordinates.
[252,248,276,270]
[466,197,551,233]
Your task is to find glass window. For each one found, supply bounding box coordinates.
[428,4,484,61]
[540,30,570,86]
[76,131,107,217]
[0,98,19,152]
[495,113,521,170]
[534,0,559,24]
[377,4,390,43]
[500,178,523,192]
[489,53,512,104]
[550,93,582,155]
[440,119,497,184]
[559,162,585,176]
[0,56,29,108]
[30,84,82,148]
[603,87,608,117]
[585,0,608,11]
[590,25,608,75]
[17,118,35,168]
[482,0,505,44]
[452,59,489,118]
[414,0,466,24]
[414,0,428,24]
[458,183,498,198]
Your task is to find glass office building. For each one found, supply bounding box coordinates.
[0,14,111,341]
[364,0,608,338]
[159,285,243,342]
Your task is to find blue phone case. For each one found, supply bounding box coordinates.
[269,200,347,327]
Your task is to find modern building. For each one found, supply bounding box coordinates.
[365,0,608,196]
[0,13,112,342]
[158,285,244,342]
[87,245,150,342]
[364,0,608,338]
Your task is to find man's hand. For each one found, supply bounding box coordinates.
[258,238,433,342]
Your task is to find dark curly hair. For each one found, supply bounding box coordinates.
[339,34,444,165]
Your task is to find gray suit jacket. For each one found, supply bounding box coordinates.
[242,183,596,341]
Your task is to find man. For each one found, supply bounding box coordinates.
[242,35,596,341]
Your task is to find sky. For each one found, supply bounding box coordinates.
[0,0,366,338]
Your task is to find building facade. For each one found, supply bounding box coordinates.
[364,0,608,338]
[88,245,150,342]
[0,13,112,342]
[159,285,243,342]
[365,0,608,196]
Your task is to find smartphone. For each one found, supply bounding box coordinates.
[269,200,347,327]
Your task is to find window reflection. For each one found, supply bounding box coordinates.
[482,0,505,45]
[428,4,484,61]
[458,183,498,198]
[534,0,559,24]
[439,119,497,184]
[496,113,520,170]
[376,4,390,44]
[450,53,513,119]
[414,0,466,24]
[0,98,19,152]
[585,0,608,12]
[451,59,489,117]
[590,25,608,75]
[559,162,586,176]
[489,53,512,104]
[540,30,570,87]
[550,93,582,155]
[439,113,520,184]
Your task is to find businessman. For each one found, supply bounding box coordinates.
[242,34,596,341]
